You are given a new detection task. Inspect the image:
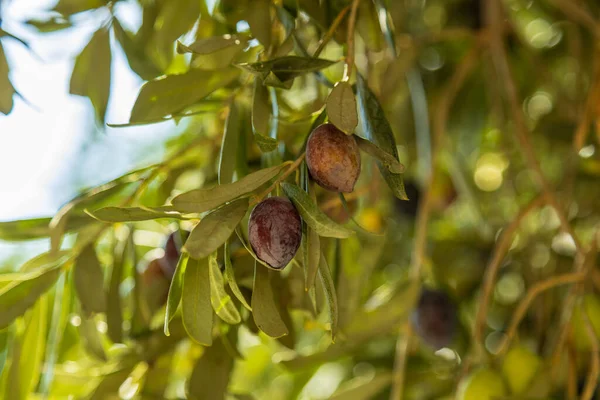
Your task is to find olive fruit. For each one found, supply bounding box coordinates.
[457,368,507,400]
[411,288,457,350]
[394,180,420,217]
[142,258,171,311]
[305,123,361,193]
[248,197,302,269]
[158,229,190,280]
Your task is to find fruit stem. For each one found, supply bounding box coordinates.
[313,5,351,58]
[250,153,306,206]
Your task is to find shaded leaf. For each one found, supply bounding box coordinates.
[18,295,47,400]
[107,237,127,343]
[129,68,240,123]
[223,241,252,311]
[188,337,234,400]
[305,227,320,291]
[219,101,241,185]
[113,19,160,80]
[356,72,408,199]
[252,264,289,338]
[70,27,112,122]
[182,257,213,346]
[330,372,393,399]
[209,253,241,324]
[354,135,405,174]
[281,182,353,238]
[86,206,186,222]
[177,34,248,55]
[79,316,107,361]
[165,253,189,336]
[237,56,337,83]
[252,80,277,152]
[327,81,358,134]
[74,245,106,315]
[172,164,285,213]
[0,42,15,115]
[318,253,338,340]
[183,198,249,260]
[246,0,272,50]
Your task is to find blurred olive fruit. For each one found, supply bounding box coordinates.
[411,288,457,350]
[570,294,600,350]
[158,229,190,280]
[394,180,420,217]
[306,123,361,193]
[457,368,507,400]
[501,345,541,394]
[248,196,302,269]
[142,258,171,312]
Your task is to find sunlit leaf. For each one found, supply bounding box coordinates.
[18,295,47,400]
[129,68,240,123]
[327,81,358,134]
[237,56,337,84]
[177,34,248,55]
[79,315,107,361]
[188,338,233,400]
[172,164,286,213]
[252,80,277,152]
[330,372,392,399]
[305,227,320,291]
[86,206,186,222]
[183,198,248,260]
[70,27,111,122]
[209,252,241,324]
[223,241,252,311]
[281,182,353,238]
[318,252,338,340]
[252,264,289,338]
[356,72,408,200]
[164,253,189,336]
[73,245,106,315]
[88,362,136,400]
[182,257,213,346]
[219,101,241,185]
[107,237,126,343]
[0,42,15,115]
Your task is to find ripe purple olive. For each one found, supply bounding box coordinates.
[306,123,361,193]
[411,288,457,350]
[142,258,171,310]
[248,197,302,270]
[158,229,190,280]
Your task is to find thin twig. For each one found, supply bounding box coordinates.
[580,303,600,400]
[313,5,351,58]
[473,195,545,347]
[250,153,305,206]
[567,339,578,400]
[320,183,373,212]
[390,323,411,400]
[495,271,587,356]
[487,0,581,250]
[345,0,361,79]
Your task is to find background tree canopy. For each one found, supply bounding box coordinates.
[1,0,600,399]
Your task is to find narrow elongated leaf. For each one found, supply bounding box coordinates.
[252,80,277,152]
[356,72,408,199]
[18,295,47,400]
[237,56,337,83]
[172,164,286,213]
[305,227,320,291]
[177,34,247,55]
[164,253,189,336]
[183,198,248,260]
[113,19,160,80]
[330,372,393,399]
[54,0,108,15]
[0,267,61,329]
[223,242,252,311]
[209,253,241,324]
[354,135,404,174]
[88,364,136,400]
[281,182,353,238]
[86,206,186,222]
[219,101,241,184]
[327,81,358,134]
[246,0,272,50]
[73,245,106,315]
[79,316,107,360]
[188,338,234,400]
[182,258,213,346]
[0,42,15,114]
[318,253,338,340]
[252,264,289,338]
[70,27,111,122]
[129,68,240,122]
[107,238,126,343]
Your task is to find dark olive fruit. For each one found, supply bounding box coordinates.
[142,258,171,311]
[248,197,302,270]
[306,123,361,193]
[411,288,457,350]
[394,180,420,217]
[158,229,190,280]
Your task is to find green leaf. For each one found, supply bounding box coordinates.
[70,27,111,122]
[252,264,289,338]
[113,19,160,80]
[172,164,286,213]
[73,245,106,315]
[252,80,277,152]
[0,267,62,329]
[254,132,278,152]
[327,81,358,134]
[176,34,248,55]
[79,315,107,361]
[237,56,337,84]
[223,241,252,311]
[305,227,320,291]
[281,182,353,238]
[219,101,241,185]
[88,364,136,400]
[54,0,108,15]
[183,198,248,260]
[330,372,393,400]
[107,238,126,343]
[356,72,408,200]
[209,253,241,324]
[318,252,338,340]
[129,68,240,123]
[246,0,272,50]
[164,253,189,336]
[86,206,186,222]
[182,257,213,346]
[354,135,405,174]
[18,295,47,400]
[0,42,15,115]
[188,337,234,400]
[25,16,72,32]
